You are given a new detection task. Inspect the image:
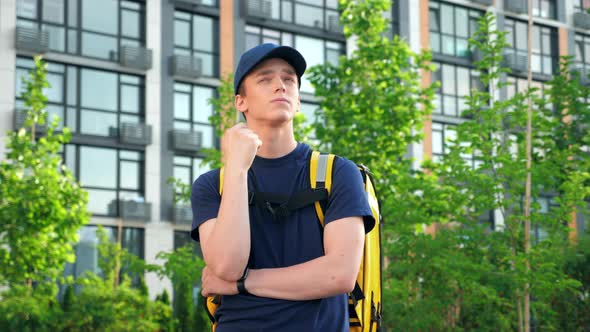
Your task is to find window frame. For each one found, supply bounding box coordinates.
[429,1,482,59]
[504,19,557,76]
[173,11,220,78]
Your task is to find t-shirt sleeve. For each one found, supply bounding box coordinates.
[323,157,376,233]
[190,169,221,242]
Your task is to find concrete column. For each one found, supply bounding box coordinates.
[0,0,16,159]
[144,0,173,299]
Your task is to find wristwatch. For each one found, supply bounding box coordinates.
[237,267,250,295]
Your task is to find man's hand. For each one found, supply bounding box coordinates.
[201,266,239,297]
[222,123,262,171]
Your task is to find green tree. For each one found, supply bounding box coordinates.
[0,55,90,288]
[156,244,208,332]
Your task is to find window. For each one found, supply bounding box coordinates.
[505,19,557,76]
[16,0,146,61]
[173,156,210,192]
[173,83,216,148]
[429,1,481,58]
[574,0,590,12]
[575,34,590,71]
[64,225,144,281]
[432,62,482,117]
[532,0,556,19]
[174,11,219,77]
[245,25,344,93]
[432,122,479,168]
[15,57,145,137]
[62,145,145,216]
[245,0,340,32]
[506,76,548,99]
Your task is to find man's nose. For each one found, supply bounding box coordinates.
[274,78,286,92]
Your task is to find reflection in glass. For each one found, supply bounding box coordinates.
[81,32,118,60]
[81,69,117,111]
[80,146,117,188]
[82,0,118,34]
[80,110,117,136]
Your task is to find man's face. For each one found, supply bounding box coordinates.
[235,58,301,125]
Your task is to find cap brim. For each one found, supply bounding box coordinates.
[256,46,307,79]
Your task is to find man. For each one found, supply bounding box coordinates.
[191,43,375,331]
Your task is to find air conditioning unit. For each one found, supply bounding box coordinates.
[119,45,153,70]
[109,200,152,221]
[503,52,528,73]
[505,0,527,14]
[15,26,49,53]
[246,0,272,19]
[173,205,193,224]
[574,12,590,30]
[171,129,203,152]
[170,54,202,79]
[327,15,342,33]
[118,123,152,145]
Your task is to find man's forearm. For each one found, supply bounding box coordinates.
[244,254,358,301]
[204,168,251,281]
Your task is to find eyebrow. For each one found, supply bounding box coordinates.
[254,68,296,77]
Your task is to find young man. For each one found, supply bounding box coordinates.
[191,43,375,331]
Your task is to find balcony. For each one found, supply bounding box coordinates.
[169,0,202,5]
[109,200,151,221]
[502,52,528,73]
[246,0,272,19]
[170,54,202,79]
[571,63,590,86]
[471,0,493,5]
[15,26,49,54]
[573,12,590,30]
[173,205,193,224]
[110,123,152,145]
[327,14,343,34]
[171,129,203,152]
[118,45,153,70]
[13,108,47,132]
[505,0,527,14]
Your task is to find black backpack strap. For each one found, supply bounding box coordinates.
[248,189,329,220]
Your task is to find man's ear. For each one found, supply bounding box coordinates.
[235,94,247,115]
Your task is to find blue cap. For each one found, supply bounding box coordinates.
[234,43,307,95]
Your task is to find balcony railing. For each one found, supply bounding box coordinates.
[15,26,49,53]
[171,129,202,152]
[170,54,202,79]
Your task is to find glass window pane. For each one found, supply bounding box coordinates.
[194,15,214,52]
[46,104,64,128]
[44,25,66,52]
[87,189,117,215]
[194,52,215,77]
[174,166,191,185]
[457,68,470,96]
[295,4,323,28]
[81,32,118,60]
[430,33,440,53]
[43,0,65,24]
[67,67,77,105]
[245,33,260,50]
[81,110,117,136]
[442,65,455,95]
[80,146,117,188]
[17,0,37,18]
[175,92,190,120]
[81,69,117,111]
[433,130,443,155]
[121,85,139,113]
[122,9,140,39]
[174,156,191,166]
[195,124,214,148]
[120,161,139,189]
[282,1,293,22]
[192,158,209,179]
[82,0,118,34]
[441,5,453,34]
[456,38,469,57]
[443,96,457,116]
[295,35,324,93]
[46,72,64,103]
[429,9,439,31]
[193,86,214,123]
[455,8,468,38]
[67,0,77,27]
[516,23,527,51]
[174,19,190,48]
[441,35,455,55]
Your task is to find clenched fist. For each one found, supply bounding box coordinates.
[221,123,262,172]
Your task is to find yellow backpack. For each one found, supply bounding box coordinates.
[205,151,383,332]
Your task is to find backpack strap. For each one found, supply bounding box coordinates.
[309,151,335,227]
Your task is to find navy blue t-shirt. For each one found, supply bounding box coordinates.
[190,143,375,332]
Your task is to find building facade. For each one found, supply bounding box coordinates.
[0,0,587,297]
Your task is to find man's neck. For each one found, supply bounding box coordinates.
[247,123,297,159]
